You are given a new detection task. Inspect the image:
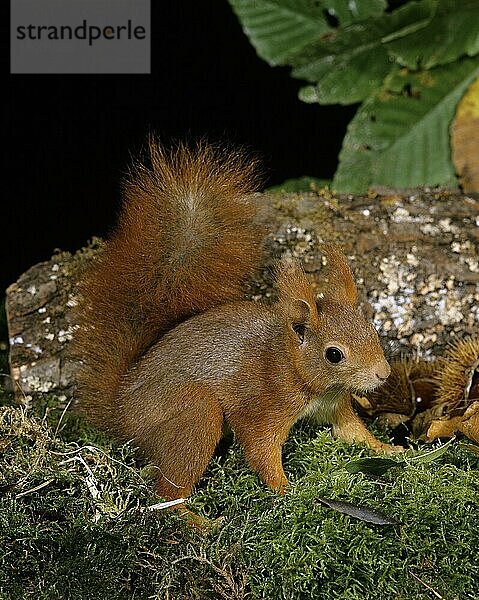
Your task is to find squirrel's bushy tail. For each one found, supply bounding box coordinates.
[72,139,264,433]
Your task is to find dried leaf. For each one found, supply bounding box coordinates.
[316,497,399,525]
[451,77,479,192]
[427,402,479,444]
[427,418,461,440]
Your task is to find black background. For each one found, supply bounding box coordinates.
[5,1,357,293]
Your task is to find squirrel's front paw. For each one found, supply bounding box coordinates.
[374,442,405,455]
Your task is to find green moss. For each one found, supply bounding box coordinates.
[0,396,478,600]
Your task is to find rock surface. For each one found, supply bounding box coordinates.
[6,189,479,404]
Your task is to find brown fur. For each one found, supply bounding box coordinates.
[319,243,358,305]
[73,140,397,506]
[72,139,264,434]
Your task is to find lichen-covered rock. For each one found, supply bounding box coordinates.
[5,241,102,404]
[257,188,479,356]
[5,189,479,405]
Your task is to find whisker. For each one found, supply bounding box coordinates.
[306,370,323,388]
[384,339,401,361]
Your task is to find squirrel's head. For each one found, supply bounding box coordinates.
[277,246,390,396]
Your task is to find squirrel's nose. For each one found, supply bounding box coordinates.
[375,362,391,381]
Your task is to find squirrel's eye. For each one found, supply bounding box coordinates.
[293,324,306,343]
[325,346,344,364]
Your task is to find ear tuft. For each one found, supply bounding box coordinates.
[319,244,358,306]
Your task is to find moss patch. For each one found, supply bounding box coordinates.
[0,394,478,600]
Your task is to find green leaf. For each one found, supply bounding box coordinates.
[228,0,330,65]
[296,46,393,105]
[292,1,434,104]
[407,437,456,464]
[333,57,479,192]
[344,456,403,475]
[387,0,479,70]
[228,0,387,66]
[344,438,457,476]
[318,0,387,26]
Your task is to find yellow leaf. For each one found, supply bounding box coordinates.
[451,77,479,193]
[427,401,479,444]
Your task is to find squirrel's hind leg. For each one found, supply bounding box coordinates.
[139,383,224,501]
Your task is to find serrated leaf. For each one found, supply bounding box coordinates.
[333,58,479,192]
[228,0,330,66]
[344,456,403,475]
[296,46,393,105]
[387,0,479,70]
[451,77,479,192]
[292,1,434,104]
[228,0,387,66]
[318,0,387,26]
[316,497,400,525]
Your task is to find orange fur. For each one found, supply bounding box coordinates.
[72,140,264,434]
[319,244,358,305]
[72,140,397,509]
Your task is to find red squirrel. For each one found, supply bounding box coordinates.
[73,139,396,505]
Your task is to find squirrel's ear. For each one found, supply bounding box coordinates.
[319,244,357,306]
[290,299,311,325]
[276,256,319,326]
